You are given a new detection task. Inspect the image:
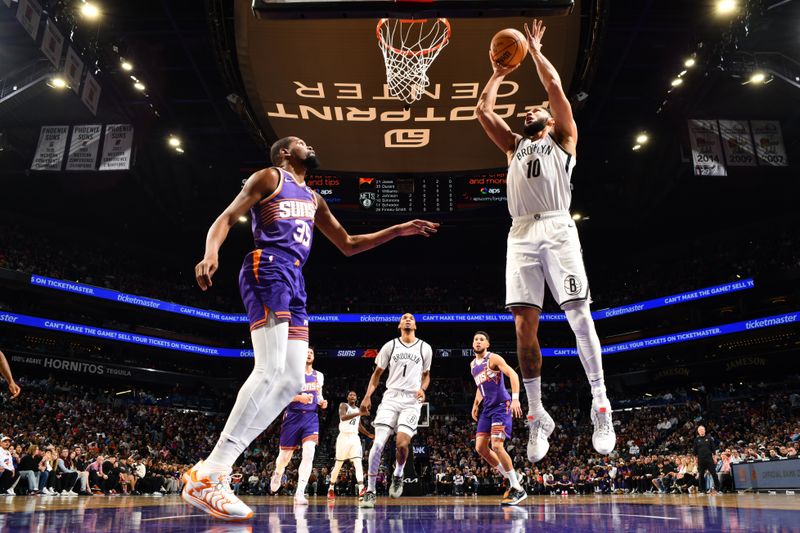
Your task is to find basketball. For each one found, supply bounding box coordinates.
[490,28,529,68]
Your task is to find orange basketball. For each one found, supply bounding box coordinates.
[490,28,529,68]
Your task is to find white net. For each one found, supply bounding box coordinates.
[376,18,451,105]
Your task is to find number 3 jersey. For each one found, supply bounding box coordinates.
[239,167,317,336]
[507,134,576,218]
[376,338,433,393]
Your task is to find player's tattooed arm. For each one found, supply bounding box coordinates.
[476,53,521,158]
[340,403,361,421]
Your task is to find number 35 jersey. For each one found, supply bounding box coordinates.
[507,134,576,218]
[376,338,433,393]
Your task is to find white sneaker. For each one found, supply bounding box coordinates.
[526,410,555,463]
[591,401,616,455]
[181,461,254,522]
[270,472,282,494]
[6,489,15,496]
[294,493,308,505]
[67,490,78,496]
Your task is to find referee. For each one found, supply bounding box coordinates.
[693,426,720,494]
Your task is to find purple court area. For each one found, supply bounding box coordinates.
[1,497,799,532]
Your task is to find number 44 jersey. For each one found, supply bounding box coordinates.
[377,338,433,393]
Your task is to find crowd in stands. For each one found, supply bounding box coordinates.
[1,221,798,314]
[1,372,798,499]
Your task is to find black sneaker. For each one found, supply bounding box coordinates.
[388,475,404,498]
[501,487,528,506]
[359,490,376,508]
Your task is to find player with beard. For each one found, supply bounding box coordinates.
[470,331,526,505]
[327,391,374,501]
[182,137,439,521]
[476,20,615,466]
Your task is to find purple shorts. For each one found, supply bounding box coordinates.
[279,409,319,450]
[239,248,308,341]
[476,401,512,440]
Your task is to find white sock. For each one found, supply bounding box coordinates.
[296,441,316,496]
[367,426,390,492]
[523,377,544,415]
[495,463,507,476]
[354,460,364,485]
[329,460,344,489]
[506,468,522,491]
[393,462,405,477]
[564,302,609,406]
[274,449,293,477]
[205,318,293,470]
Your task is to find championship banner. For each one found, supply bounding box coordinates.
[98,124,134,170]
[718,120,756,167]
[64,46,84,95]
[66,124,102,171]
[81,71,101,115]
[750,120,788,167]
[688,119,727,176]
[30,125,69,171]
[40,17,65,68]
[16,0,42,41]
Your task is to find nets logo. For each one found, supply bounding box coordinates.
[563,275,583,296]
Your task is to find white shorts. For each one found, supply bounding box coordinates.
[374,390,421,437]
[505,211,590,309]
[335,433,363,461]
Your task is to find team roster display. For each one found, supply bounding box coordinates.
[306,171,507,214]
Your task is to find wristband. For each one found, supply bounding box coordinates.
[512,393,520,401]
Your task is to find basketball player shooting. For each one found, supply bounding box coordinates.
[475,20,616,465]
[359,313,432,508]
[182,137,439,521]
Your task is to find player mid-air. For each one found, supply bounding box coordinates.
[327,390,374,501]
[470,331,527,506]
[269,347,327,504]
[359,313,432,508]
[476,19,616,465]
[182,136,439,521]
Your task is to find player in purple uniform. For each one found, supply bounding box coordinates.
[470,331,527,506]
[269,347,327,504]
[182,136,439,521]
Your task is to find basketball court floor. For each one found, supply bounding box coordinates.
[1,494,798,532]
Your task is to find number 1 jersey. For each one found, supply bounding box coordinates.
[376,338,433,393]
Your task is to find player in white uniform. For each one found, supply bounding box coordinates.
[476,19,616,464]
[327,391,374,501]
[358,313,432,508]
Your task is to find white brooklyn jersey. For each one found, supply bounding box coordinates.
[507,134,576,218]
[339,404,361,434]
[376,338,432,393]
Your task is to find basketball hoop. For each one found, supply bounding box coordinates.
[376,18,451,105]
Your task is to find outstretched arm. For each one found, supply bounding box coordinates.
[195,168,281,290]
[0,350,20,399]
[476,54,521,157]
[525,19,577,152]
[314,194,439,257]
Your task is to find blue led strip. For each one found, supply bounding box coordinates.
[29,274,754,324]
[1,309,795,359]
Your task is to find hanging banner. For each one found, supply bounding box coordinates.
[40,17,65,68]
[98,124,134,171]
[750,120,788,167]
[64,46,84,95]
[81,72,101,116]
[65,124,103,171]
[16,0,42,41]
[718,120,756,167]
[30,125,69,171]
[688,119,727,176]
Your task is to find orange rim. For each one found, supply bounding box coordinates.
[376,18,451,58]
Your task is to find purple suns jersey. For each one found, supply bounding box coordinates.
[471,353,511,408]
[287,370,323,413]
[250,167,317,267]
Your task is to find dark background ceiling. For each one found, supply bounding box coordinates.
[1,0,798,287]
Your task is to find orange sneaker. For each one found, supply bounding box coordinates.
[181,461,254,522]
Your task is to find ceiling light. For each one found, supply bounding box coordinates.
[175,147,185,154]
[716,0,737,14]
[671,78,683,87]
[684,58,696,68]
[133,82,146,91]
[632,144,642,151]
[121,61,133,72]
[678,70,687,77]
[80,2,100,19]
[168,136,181,147]
[48,77,68,89]
[238,216,248,223]
[749,72,766,84]
[130,75,138,82]
[571,213,582,221]
[636,133,649,144]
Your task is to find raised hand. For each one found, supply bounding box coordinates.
[398,220,440,238]
[524,19,546,55]
[489,50,521,78]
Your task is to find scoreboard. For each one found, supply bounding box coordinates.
[306,171,507,214]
